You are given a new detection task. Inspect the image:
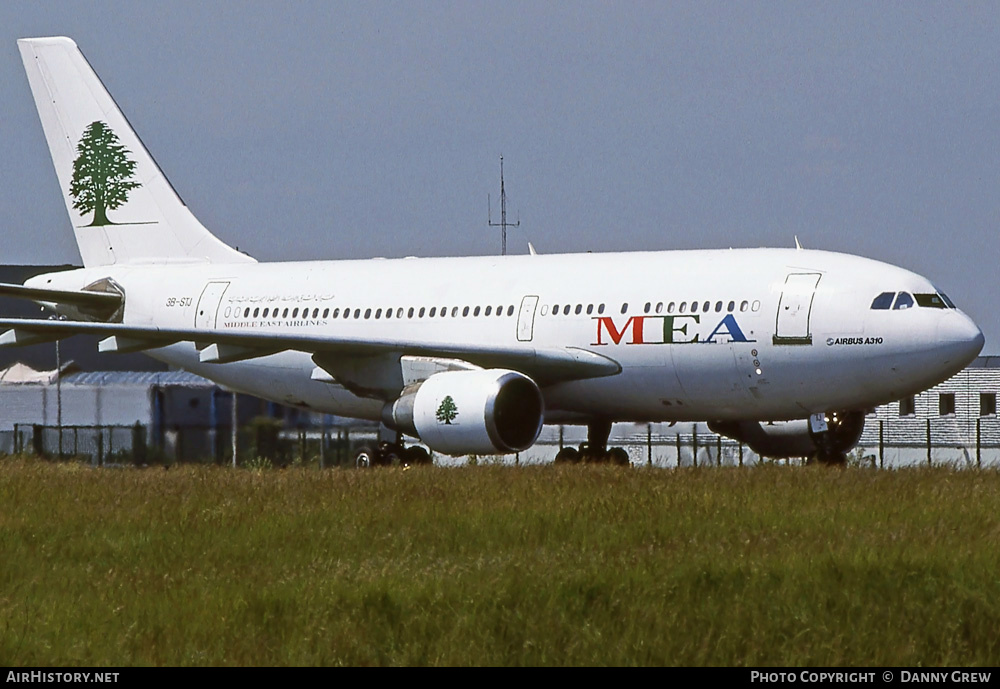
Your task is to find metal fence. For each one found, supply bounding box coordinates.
[5,417,1000,468]
[7,422,380,468]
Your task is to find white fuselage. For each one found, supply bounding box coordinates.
[32,247,984,425]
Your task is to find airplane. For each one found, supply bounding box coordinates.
[0,36,985,466]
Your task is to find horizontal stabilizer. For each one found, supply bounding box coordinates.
[0,282,122,316]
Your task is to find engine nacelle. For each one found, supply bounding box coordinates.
[383,369,544,456]
[708,411,866,459]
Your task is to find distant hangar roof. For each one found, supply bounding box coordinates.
[62,370,215,387]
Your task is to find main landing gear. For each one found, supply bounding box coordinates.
[354,436,432,468]
[553,420,630,466]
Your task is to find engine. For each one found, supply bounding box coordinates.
[383,369,544,456]
[708,411,866,460]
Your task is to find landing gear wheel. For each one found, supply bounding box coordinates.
[378,441,403,466]
[405,446,432,466]
[554,447,580,463]
[355,446,377,468]
[607,447,630,466]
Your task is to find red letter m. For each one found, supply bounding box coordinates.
[593,316,645,345]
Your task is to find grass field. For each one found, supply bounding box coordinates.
[1,458,999,666]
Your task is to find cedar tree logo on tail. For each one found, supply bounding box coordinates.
[69,121,141,226]
[436,396,458,424]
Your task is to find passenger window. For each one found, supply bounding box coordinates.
[667,302,675,314]
[598,304,605,314]
[715,301,722,312]
[751,300,760,312]
[429,307,436,317]
[244,307,251,318]
[323,308,329,318]
[679,302,687,313]
[486,306,493,316]
[727,301,734,312]
[375,308,382,319]
[507,305,515,316]
[893,292,914,310]
[408,307,414,318]
[364,308,371,319]
[313,308,319,318]
[283,308,289,318]
[575,304,582,315]
[386,308,393,319]
[452,307,459,317]
[587,304,594,315]
[332,308,338,318]
[703,301,710,313]
[691,301,699,313]
[552,304,559,315]
[474,306,481,316]
[463,306,470,317]
[621,303,628,314]
[644,302,651,314]
[262,308,269,318]
[871,292,894,310]
[740,301,748,312]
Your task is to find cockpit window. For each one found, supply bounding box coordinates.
[915,293,947,309]
[871,292,894,310]
[938,292,956,309]
[893,292,914,310]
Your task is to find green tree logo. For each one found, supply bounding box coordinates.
[436,396,458,424]
[69,121,142,226]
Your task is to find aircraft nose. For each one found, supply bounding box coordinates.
[940,313,985,368]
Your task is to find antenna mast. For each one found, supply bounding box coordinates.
[488,155,519,256]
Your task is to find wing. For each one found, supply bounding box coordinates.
[0,317,621,391]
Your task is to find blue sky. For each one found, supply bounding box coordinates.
[1,2,998,351]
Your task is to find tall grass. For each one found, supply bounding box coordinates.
[1,459,998,665]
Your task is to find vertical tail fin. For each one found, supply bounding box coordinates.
[18,36,255,267]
